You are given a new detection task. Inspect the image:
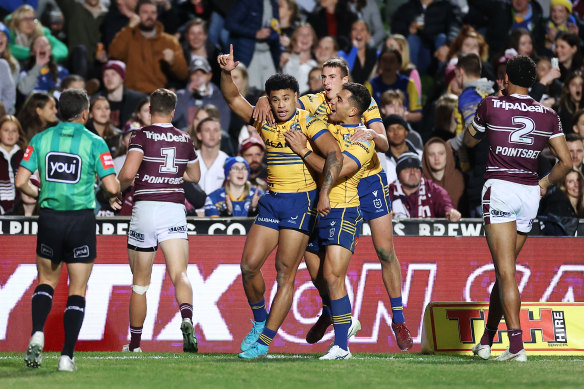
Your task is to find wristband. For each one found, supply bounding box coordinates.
[301,150,312,160]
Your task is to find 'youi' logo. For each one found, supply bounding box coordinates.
[45,152,82,183]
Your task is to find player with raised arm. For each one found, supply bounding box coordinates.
[110,88,201,353]
[464,56,572,362]
[218,44,342,359]
[255,58,413,350]
[16,89,120,371]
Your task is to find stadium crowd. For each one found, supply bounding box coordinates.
[1,0,584,235]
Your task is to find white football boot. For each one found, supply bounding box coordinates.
[472,343,491,360]
[319,345,352,360]
[494,348,527,362]
[24,331,44,368]
[57,355,77,372]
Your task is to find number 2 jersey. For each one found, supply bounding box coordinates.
[128,123,198,204]
[472,94,564,185]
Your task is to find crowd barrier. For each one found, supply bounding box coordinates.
[0,217,583,353]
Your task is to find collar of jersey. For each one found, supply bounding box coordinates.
[509,93,530,99]
[151,122,174,127]
[339,123,361,128]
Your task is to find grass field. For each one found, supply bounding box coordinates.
[1,352,583,388]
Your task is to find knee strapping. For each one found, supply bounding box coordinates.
[132,284,149,295]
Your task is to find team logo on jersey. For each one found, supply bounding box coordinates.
[23,145,34,161]
[73,245,90,258]
[290,122,300,131]
[100,153,114,170]
[45,152,82,184]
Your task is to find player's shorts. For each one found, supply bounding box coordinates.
[36,208,96,264]
[307,207,362,253]
[357,172,391,221]
[128,201,188,251]
[481,179,540,233]
[254,190,317,235]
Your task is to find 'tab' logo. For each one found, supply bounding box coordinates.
[45,152,82,184]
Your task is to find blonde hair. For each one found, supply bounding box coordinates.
[7,5,44,43]
[0,115,27,150]
[290,23,317,53]
[387,34,415,71]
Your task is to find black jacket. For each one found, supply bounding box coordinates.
[97,87,147,128]
[307,0,358,52]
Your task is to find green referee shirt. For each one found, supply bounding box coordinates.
[20,122,116,211]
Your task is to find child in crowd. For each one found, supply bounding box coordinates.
[0,115,25,214]
[546,0,580,51]
[87,96,121,155]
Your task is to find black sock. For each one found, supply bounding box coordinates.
[62,295,85,359]
[31,284,54,334]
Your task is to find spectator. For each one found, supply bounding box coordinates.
[378,89,423,150]
[338,20,377,84]
[97,60,146,128]
[113,121,140,173]
[56,0,108,79]
[507,27,538,60]
[184,103,234,155]
[60,74,86,91]
[445,25,495,81]
[429,93,459,141]
[530,56,562,105]
[238,136,268,191]
[313,36,338,66]
[556,70,584,131]
[555,32,582,82]
[194,117,228,197]
[174,56,231,132]
[6,4,68,63]
[204,156,264,217]
[388,152,461,221]
[86,96,122,155]
[307,0,358,52]
[454,53,494,129]
[108,0,188,94]
[129,96,151,127]
[421,137,464,210]
[225,0,280,91]
[538,168,584,235]
[17,92,57,139]
[572,108,584,137]
[10,188,39,216]
[385,33,422,98]
[17,35,69,97]
[283,24,318,95]
[0,22,20,83]
[278,0,301,49]
[302,66,323,96]
[0,115,25,214]
[566,133,584,174]
[378,114,422,185]
[0,59,16,114]
[545,0,580,52]
[348,0,384,48]
[181,18,222,87]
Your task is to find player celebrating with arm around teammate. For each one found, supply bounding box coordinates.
[218,44,342,359]
[284,83,376,360]
[464,56,572,362]
[111,89,201,353]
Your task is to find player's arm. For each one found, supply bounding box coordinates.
[350,100,389,152]
[314,131,342,216]
[184,159,201,183]
[118,149,143,192]
[540,135,572,192]
[463,122,483,148]
[218,44,254,124]
[14,166,39,199]
[252,95,276,126]
[101,174,120,197]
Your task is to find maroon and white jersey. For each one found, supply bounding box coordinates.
[128,123,197,204]
[472,94,564,185]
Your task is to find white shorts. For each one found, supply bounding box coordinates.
[481,179,540,233]
[128,201,188,250]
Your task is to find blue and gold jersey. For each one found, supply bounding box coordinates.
[253,109,328,192]
[298,92,383,129]
[328,123,375,208]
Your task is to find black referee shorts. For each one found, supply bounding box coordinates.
[36,208,97,264]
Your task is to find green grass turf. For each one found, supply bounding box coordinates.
[1,352,583,388]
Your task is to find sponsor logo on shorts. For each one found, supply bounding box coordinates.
[256,217,278,224]
[40,243,53,258]
[73,245,90,258]
[373,199,382,209]
[329,228,336,238]
[490,209,511,218]
[372,190,378,197]
[168,225,187,234]
[129,230,145,242]
[287,215,298,224]
[45,152,82,184]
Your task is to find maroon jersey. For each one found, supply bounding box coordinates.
[472,94,564,185]
[388,177,454,219]
[128,123,197,204]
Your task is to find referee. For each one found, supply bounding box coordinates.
[15,89,120,372]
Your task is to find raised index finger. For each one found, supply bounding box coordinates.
[229,44,234,58]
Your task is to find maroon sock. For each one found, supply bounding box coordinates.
[508,329,523,354]
[129,326,143,350]
[480,326,498,346]
[179,303,193,321]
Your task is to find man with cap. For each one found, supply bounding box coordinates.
[238,137,268,191]
[174,56,231,131]
[97,60,146,128]
[388,152,462,221]
[379,114,422,186]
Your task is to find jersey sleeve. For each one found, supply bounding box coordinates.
[472,98,488,135]
[550,112,565,139]
[363,98,383,127]
[406,78,422,113]
[185,134,198,163]
[343,139,375,170]
[298,94,317,114]
[94,137,116,178]
[128,129,146,153]
[19,134,39,173]
[459,91,482,126]
[304,116,329,141]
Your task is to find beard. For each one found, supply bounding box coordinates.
[139,20,155,32]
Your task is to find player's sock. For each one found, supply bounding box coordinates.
[256,327,277,347]
[62,295,85,359]
[249,298,267,323]
[330,295,352,351]
[480,326,498,346]
[31,284,54,334]
[508,329,523,354]
[390,297,405,324]
[321,294,332,318]
[129,326,143,350]
[179,303,193,322]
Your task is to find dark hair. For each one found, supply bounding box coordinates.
[457,52,482,77]
[26,36,59,83]
[60,89,90,121]
[150,88,177,115]
[507,28,536,59]
[559,70,584,115]
[572,108,584,127]
[61,74,85,90]
[322,57,350,78]
[351,19,370,34]
[89,96,116,138]
[380,46,403,66]
[556,32,582,68]
[265,73,299,94]
[566,133,583,143]
[506,55,537,88]
[434,93,458,132]
[17,93,54,139]
[342,82,370,116]
[136,0,155,12]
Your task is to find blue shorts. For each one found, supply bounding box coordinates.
[254,190,317,234]
[357,173,391,222]
[307,207,362,254]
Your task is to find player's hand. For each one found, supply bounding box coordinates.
[316,192,331,217]
[283,130,308,155]
[446,208,461,222]
[109,193,123,211]
[252,96,275,125]
[225,195,233,216]
[217,44,240,72]
[162,49,174,65]
[350,127,375,143]
[256,28,271,40]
